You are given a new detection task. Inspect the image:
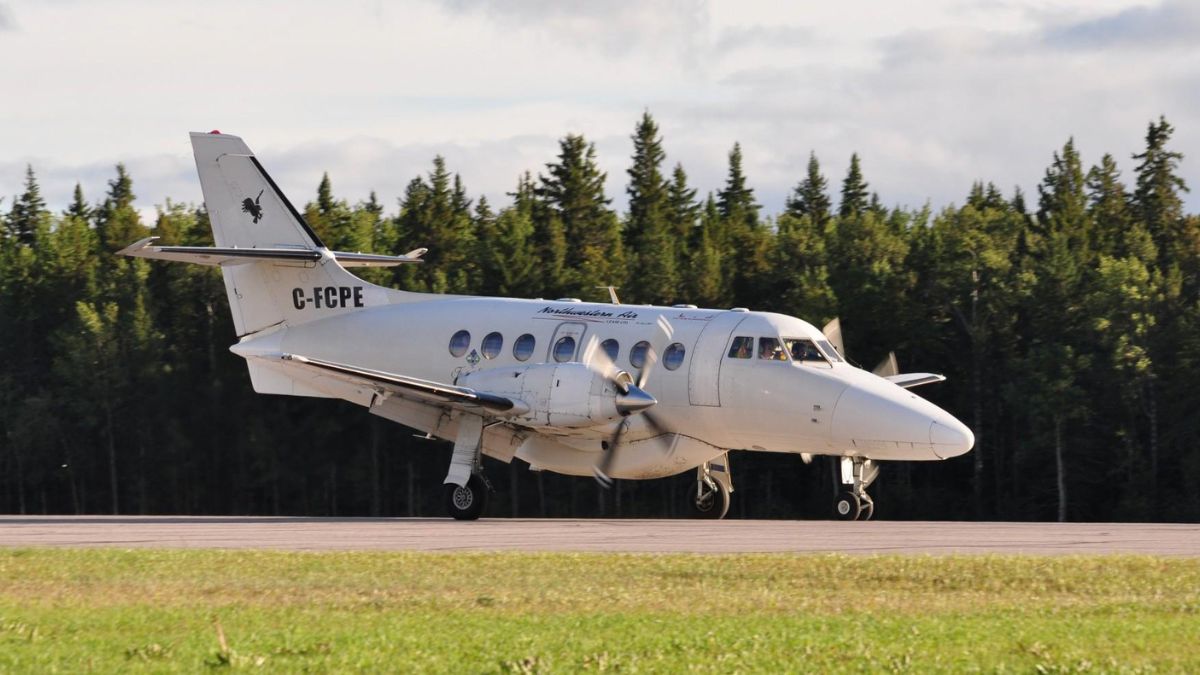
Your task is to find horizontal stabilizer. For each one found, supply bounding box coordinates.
[117,237,424,267]
[884,372,947,389]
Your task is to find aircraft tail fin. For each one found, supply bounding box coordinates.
[160,131,424,339]
[190,131,324,251]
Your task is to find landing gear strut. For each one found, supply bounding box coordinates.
[691,454,733,519]
[834,456,878,521]
[444,413,490,520]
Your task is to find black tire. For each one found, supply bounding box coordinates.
[834,490,861,520]
[445,474,488,520]
[692,479,731,520]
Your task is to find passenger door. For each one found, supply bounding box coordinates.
[688,313,747,406]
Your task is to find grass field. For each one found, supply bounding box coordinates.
[0,549,1197,672]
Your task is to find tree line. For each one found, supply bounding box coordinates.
[2,113,1198,521]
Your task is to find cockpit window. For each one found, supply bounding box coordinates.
[816,339,844,363]
[785,338,827,364]
[728,336,753,359]
[758,337,788,361]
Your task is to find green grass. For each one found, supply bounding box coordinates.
[0,549,1197,672]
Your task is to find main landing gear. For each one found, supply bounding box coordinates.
[691,455,733,519]
[834,456,878,521]
[444,413,490,520]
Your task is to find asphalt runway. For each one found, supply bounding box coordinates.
[1,517,1198,555]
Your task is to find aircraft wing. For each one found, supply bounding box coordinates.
[270,353,528,415]
[884,373,946,389]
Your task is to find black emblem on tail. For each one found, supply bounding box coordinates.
[241,189,264,223]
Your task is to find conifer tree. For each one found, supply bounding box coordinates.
[716,143,758,231]
[512,172,564,296]
[683,195,725,307]
[304,173,356,250]
[64,183,91,221]
[7,165,49,246]
[1132,116,1190,270]
[839,153,869,218]
[1086,154,1137,257]
[625,112,676,303]
[716,143,768,305]
[537,134,622,298]
[666,163,700,239]
[786,152,832,225]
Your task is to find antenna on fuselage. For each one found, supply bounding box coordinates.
[595,285,621,304]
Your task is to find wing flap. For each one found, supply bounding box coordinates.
[272,353,527,415]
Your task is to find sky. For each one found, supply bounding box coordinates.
[1,0,1198,224]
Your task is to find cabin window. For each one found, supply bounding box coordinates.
[758,337,788,361]
[785,338,826,364]
[449,330,471,357]
[727,336,753,359]
[553,336,576,363]
[600,338,620,362]
[513,333,536,361]
[481,332,503,359]
[630,340,653,369]
[663,342,686,370]
[816,339,845,363]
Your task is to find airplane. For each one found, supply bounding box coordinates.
[119,131,974,521]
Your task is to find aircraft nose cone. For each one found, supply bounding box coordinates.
[929,418,974,458]
[615,385,657,416]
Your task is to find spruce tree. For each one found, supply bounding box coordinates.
[94,164,145,253]
[537,134,622,298]
[716,142,758,230]
[716,143,767,305]
[683,195,725,307]
[786,151,832,225]
[7,165,49,246]
[1132,116,1190,268]
[512,171,564,296]
[625,112,676,303]
[666,163,700,238]
[839,153,869,218]
[64,182,91,221]
[1086,154,1136,257]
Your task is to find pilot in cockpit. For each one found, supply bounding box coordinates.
[759,338,788,361]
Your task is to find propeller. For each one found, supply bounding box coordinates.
[583,317,676,488]
[821,318,845,361]
[822,317,906,378]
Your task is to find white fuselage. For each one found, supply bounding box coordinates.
[238,294,974,480]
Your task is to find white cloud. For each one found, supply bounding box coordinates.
[1,0,1196,223]
[0,3,15,31]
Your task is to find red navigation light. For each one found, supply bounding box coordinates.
[209,129,221,134]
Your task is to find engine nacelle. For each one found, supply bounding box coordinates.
[458,362,626,429]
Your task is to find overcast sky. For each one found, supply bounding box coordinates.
[1,0,1197,223]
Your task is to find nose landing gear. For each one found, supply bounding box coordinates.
[834,456,878,521]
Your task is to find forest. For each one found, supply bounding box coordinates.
[1,113,1197,522]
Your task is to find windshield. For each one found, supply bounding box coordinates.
[815,339,844,363]
[785,338,829,364]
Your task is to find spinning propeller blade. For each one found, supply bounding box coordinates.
[591,316,676,488]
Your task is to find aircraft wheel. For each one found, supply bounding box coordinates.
[834,490,861,520]
[446,474,488,521]
[692,479,730,519]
